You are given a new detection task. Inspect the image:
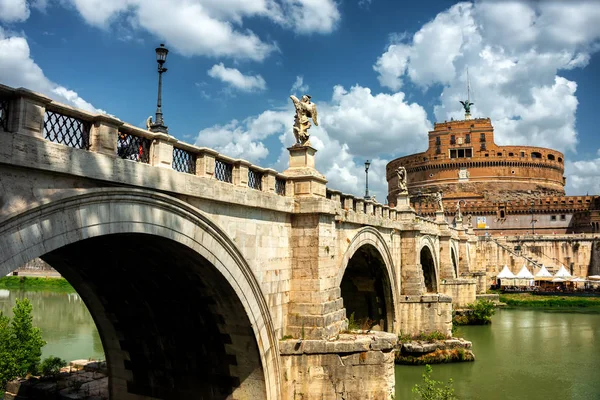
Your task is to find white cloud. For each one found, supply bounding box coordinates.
[290,75,309,94]
[373,1,600,154]
[0,29,104,114]
[64,0,340,61]
[0,0,29,22]
[207,63,266,92]
[565,151,600,195]
[195,82,430,201]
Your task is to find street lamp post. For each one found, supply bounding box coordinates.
[151,44,169,134]
[530,201,536,235]
[364,160,371,199]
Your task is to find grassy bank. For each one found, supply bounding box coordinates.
[0,276,74,292]
[500,293,600,308]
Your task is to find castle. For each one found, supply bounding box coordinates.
[386,114,600,235]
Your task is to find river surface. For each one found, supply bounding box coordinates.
[0,289,104,362]
[396,308,600,399]
[1,290,599,399]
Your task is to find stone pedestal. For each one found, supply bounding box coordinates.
[283,145,327,197]
[435,210,445,222]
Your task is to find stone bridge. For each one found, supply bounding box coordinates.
[0,85,484,399]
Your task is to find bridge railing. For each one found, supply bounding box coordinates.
[0,84,290,197]
[326,189,397,221]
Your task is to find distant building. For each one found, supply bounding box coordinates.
[386,117,600,235]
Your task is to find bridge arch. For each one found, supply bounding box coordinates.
[0,188,280,400]
[419,236,439,293]
[336,227,398,332]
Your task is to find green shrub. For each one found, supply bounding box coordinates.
[412,364,458,399]
[40,356,67,377]
[0,298,46,389]
[468,299,496,324]
[347,312,359,330]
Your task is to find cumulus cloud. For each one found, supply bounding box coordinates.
[63,0,340,61]
[0,29,103,113]
[373,1,600,153]
[290,75,309,94]
[195,82,430,200]
[565,152,600,195]
[207,63,266,92]
[0,0,29,22]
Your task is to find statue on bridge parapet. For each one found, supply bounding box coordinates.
[146,116,153,131]
[435,191,444,213]
[396,166,408,194]
[290,94,318,146]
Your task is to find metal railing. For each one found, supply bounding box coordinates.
[43,109,91,150]
[215,159,233,183]
[117,131,151,163]
[172,147,197,174]
[0,97,8,131]
[248,169,262,190]
[275,177,286,195]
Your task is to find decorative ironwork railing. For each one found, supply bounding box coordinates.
[117,131,151,163]
[0,98,8,131]
[215,159,233,183]
[172,147,197,174]
[43,110,91,150]
[275,177,286,195]
[248,169,262,190]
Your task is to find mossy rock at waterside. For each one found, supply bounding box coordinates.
[395,348,475,365]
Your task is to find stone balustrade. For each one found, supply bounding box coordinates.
[0,84,290,197]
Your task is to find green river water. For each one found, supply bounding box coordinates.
[1,290,599,399]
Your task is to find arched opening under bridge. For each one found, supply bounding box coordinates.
[420,246,437,293]
[340,244,394,332]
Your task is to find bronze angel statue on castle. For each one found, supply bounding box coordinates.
[290,94,318,146]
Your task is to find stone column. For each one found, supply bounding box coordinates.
[355,199,365,214]
[262,168,278,193]
[195,148,219,178]
[150,133,177,169]
[89,114,123,157]
[233,159,251,187]
[365,200,374,216]
[8,88,52,139]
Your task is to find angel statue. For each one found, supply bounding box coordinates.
[455,200,463,220]
[146,116,153,131]
[435,191,444,212]
[396,166,408,194]
[290,94,318,146]
[459,100,474,114]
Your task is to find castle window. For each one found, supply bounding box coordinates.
[481,143,487,151]
[435,136,441,145]
[450,135,456,145]
[465,134,471,143]
[509,152,514,156]
[551,215,557,221]
[520,151,525,157]
[450,148,472,158]
[499,209,505,219]
[558,157,563,163]
[560,214,566,221]
[436,146,441,155]
[511,170,515,174]
[465,148,472,157]
[480,133,486,142]
[531,152,542,159]
[450,149,456,158]
[497,152,502,157]
[485,153,489,157]
[548,154,555,161]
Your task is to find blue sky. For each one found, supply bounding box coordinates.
[1,0,600,201]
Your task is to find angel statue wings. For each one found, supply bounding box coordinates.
[290,94,318,146]
[459,100,474,114]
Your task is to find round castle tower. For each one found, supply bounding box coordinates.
[386,117,565,203]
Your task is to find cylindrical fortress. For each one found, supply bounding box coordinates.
[386,118,565,202]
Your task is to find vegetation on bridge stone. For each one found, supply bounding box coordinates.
[396,348,474,365]
[412,364,458,400]
[0,276,74,292]
[499,293,600,308]
[0,298,46,390]
[453,299,496,325]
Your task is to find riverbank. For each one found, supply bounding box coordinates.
[499,292,600,308]
[0,277,74,292]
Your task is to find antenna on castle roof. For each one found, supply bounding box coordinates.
[459,67,474,120]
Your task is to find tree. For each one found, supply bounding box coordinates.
[0,298,46,389]
[412,364,457,400]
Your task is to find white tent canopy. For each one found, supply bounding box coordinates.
[534,265,553,280]
[554,265,572,279]
[497,265,516,279]
[516,265,534,279]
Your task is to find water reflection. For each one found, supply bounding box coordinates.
[396,308,600,400]
[0,290,105,362]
